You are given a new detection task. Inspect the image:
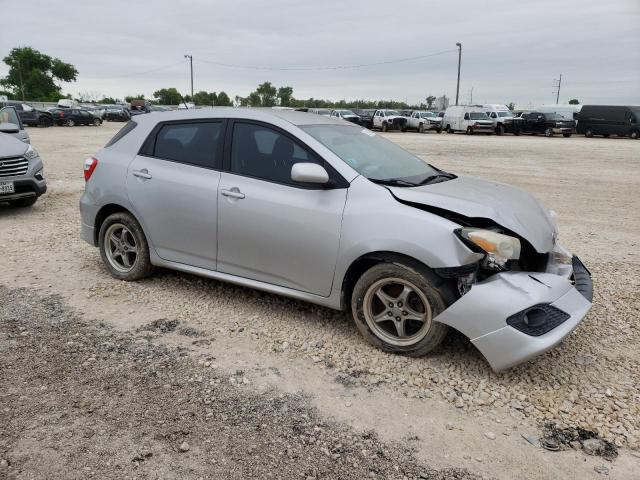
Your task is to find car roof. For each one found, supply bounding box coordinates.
[131,107,347,127]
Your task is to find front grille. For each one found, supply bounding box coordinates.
[0,156,28,177]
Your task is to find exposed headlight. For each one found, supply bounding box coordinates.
[459,227,521,263]
[24,145,39,160]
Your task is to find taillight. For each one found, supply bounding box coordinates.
[84,157,98,181]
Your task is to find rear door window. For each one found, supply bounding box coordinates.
[152,121,223,169]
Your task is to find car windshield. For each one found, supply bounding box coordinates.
[469,112,488,120]
[384,110,400,116]
[420,112,436,118]
[497,111,511,117]
[0,107,20,125]
[301,125,441,183]
[339,110,355,116]
[547,114,564,120]
[316,109,330,115]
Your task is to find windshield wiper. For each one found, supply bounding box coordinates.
[370,178,419,187]
[417,172,456,185]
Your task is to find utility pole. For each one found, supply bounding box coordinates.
[184,54,193,102]
[553,74,562,104]
[469,87,474,104]
[16,58,26,101]
[455,42,462,106]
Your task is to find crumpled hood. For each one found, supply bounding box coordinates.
[389,175,556,253]
[0,131,29,156]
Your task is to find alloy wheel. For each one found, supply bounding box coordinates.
[362,277,433,347]
[104,223,139,273]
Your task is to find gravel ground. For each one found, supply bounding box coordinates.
[0,286,479,480]
[1,123,639,478]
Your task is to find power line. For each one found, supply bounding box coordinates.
[197,48,458,71]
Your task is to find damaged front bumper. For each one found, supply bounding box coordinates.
[434,254,592,371]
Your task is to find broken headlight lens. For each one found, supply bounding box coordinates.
[459,228,521,264]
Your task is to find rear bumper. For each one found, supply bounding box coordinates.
[79,192,99,246]
[434,255,593,371]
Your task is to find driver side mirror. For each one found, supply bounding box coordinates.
[0,122,20,134]
[291,163,329,185]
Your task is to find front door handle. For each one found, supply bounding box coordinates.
[132,169,152,180]
[220,187,245,199]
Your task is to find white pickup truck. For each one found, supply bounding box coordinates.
[372,109,408,132]
[406,111,442,133]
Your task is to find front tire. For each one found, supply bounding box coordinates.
[39,116,52,128]
[631,130,639,139]
[418,123,425,133]
[466,127,473,135]
[351,263,449,356]
[381,122,388,132]
[563,132,572,138]
[98,212,154,281]
[65,119,75,127]
[93,118,102,126]
[496,124,505,136]
[545,127,553,137]
[585,128,594,138]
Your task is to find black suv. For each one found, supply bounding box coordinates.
[0,100,53,127]
[50,108,102,127]
[519,112,575,137]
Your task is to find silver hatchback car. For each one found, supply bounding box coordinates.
[80,108,593,371]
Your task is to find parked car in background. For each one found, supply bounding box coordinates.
[81,105,105,120]
[57,99,79,109]
[531,104,581,122]
[442,106,494,134]
[330,109,361,124]
[0,125,46,207]
[406,111,442,133]
[79,108,593,372]
[372,109,407,131]
[308,108,332,117]
[51,108,103,127]
[130,99,151,116]
[104,106,131,122]
[352,109,375,129]
[0,106,30,143]
[399,109,413,117]
[0,100,53,127]
[150,105,171,113]
[481,104,523,135]
[576,105,639,139]
[519,112,575,137]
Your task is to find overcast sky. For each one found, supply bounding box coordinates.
[1,0,638,107]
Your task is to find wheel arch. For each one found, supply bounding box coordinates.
[93,203,142,245]
[339,251,457,311]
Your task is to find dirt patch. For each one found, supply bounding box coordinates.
[0,286,481,480]
[540,422,618,461]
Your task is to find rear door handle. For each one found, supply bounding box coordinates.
[132,169,152,180]
[220,188,245,199]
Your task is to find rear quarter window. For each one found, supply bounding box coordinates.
[105,121,137,148]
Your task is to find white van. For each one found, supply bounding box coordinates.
[442,105,494,134]
[481,104,518,135]
[531,104,581,121]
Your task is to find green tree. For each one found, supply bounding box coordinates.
[568,98,580,105]
[124,94,145,103]
[98,97,118,104]
[254,81,277,106]
[277,86,293,107]
[192,90,217,106]
[1,47,77,101]
[507,102,516,111]
[216,91,232,106]
[153,87,183,105]
[426,95,436,109]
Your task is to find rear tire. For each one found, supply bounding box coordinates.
[418,123,425,133]
[496,124,505,136]
[545,127,553,137]
[39,116,52,128]
[351,263,449,357]
[585,128,594,138]
[9,197,37,208]
[65,119,75,127]
[381,122,388,132]
[446,125,452,134]
[563,132,572,138]
[93,118,102,126]
[466,127,473,135]
[631,130,639,139]
[98,212,154,281]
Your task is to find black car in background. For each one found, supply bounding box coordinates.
[0,100,53,127]
[50,108,102,127]
[577,105,640,139]
[104,106,131,122]
[519,112,575,137]
[352,109,375,129]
